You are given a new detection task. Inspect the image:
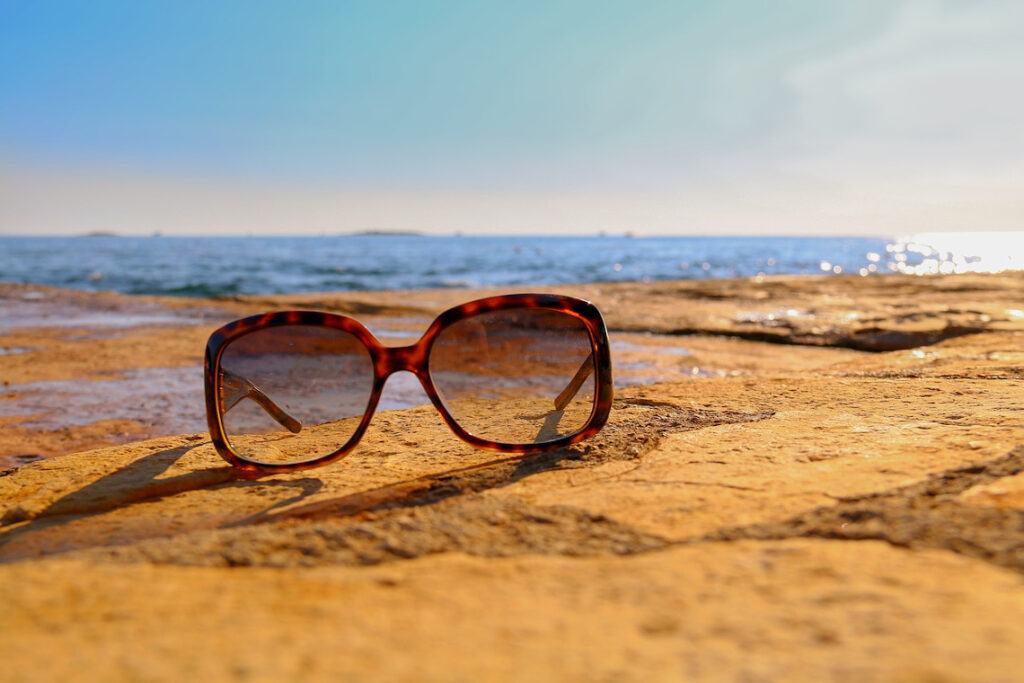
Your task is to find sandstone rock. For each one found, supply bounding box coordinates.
[1,274,1023,680]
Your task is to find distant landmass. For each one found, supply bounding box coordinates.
[350,230,424,237]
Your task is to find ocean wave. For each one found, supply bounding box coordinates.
[1,233,1020,297]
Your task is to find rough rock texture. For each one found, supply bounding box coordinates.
[1,273,1023,681]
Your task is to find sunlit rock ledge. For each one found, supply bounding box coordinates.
[1,271,1023,681]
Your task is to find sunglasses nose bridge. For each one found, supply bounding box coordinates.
[375,342,430,381]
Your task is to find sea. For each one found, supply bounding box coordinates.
[1,232,1021,297]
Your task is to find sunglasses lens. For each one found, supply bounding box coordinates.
[429,308,597,445]
[217,325,374,465]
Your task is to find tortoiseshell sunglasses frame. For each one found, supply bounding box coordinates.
[205,293,614,474]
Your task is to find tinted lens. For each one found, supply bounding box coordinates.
[429,308,596,445]
[217,325,374,464]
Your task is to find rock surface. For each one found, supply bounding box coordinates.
[1,273,1023,681]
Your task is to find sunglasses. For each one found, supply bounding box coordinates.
[205,293,614,473]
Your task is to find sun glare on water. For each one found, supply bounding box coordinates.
[884,232,1024,276]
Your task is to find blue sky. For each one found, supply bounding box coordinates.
[1,1,1022,235]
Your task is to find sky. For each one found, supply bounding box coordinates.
[1,0,1022,236]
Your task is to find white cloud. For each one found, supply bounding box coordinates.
[782,0,1024,163]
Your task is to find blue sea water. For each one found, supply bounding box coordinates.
[0,233,1015,297]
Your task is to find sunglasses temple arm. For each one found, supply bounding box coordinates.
[220,369,303,433]
[553,352,595,411]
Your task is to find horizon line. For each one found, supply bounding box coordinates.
[6,229,1017,240]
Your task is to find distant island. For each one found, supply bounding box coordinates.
[349,230,425,237]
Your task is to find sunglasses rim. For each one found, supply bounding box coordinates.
[205,293,614,473]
